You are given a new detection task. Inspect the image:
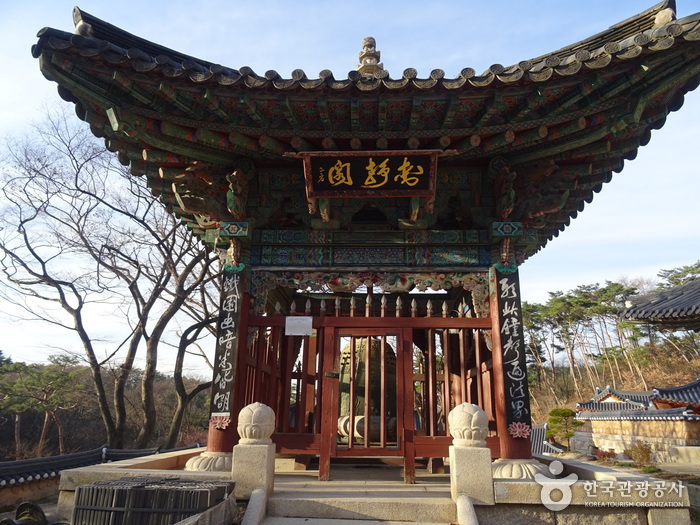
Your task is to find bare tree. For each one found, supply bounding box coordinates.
[0,110,218,448]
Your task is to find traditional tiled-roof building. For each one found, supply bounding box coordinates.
[621,280,700,332]
[572,379,700,458]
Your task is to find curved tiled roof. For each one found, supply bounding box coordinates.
[576,406,700,421]
[576,400,648,412]
[652,378,700,406]
[30,2,700,259]
[620,280,700,331]
[590,386,653,404]
[33,2,695,92]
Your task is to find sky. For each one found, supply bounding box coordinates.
[0,0,699,372]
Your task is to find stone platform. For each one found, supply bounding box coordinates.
[10,449,694,524]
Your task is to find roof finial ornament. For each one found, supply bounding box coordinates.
[72,8,94,37]
[357,37,384,79]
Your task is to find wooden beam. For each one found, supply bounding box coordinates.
[238,94,266,125]
[317,97,332,132]
[378,99,388,132]
[201,89,230,119]
[440,94,460,129]
[473,92,504,128]
[158,81,196,114]
[408,96,421,131]
[350,97,360,132]
[283,97,299,128]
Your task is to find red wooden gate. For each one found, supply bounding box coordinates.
[233,293,499,482]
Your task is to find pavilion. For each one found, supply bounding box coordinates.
[32,0,700,484]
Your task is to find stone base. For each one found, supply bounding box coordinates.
[492,458,548,479]
[275,455,312,472]
[232,443,275,499]
[449,446,494,504]
[671,445,700,463]
[184,451,232,472]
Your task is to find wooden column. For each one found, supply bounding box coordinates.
[205,267,248,454]
[489,267,532,459]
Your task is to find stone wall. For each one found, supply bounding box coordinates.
[0,478,59,510]
[572,420,700,461]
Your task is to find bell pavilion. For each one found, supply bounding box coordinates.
[32,0,700,483]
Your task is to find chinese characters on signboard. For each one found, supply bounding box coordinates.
[495,269,532,438]
[209,270,242,421]
[303,151,437,198]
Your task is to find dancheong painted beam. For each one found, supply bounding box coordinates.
[32,0,700,264]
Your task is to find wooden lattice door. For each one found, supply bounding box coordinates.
[319,326,417,482]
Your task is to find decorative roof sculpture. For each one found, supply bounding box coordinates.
[31,1,700,264]
[356,37,384,79]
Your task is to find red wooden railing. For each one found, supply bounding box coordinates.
[233,292,499,481]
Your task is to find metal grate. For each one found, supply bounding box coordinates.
[72,477,235,525]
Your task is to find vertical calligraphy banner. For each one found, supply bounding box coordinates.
[209,269,243,428]
[494,268,532,439]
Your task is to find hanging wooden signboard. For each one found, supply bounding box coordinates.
[302,150,438,198]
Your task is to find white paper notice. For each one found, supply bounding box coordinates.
[285,316,313,336]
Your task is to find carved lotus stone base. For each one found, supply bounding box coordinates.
[184,451,232,472]
[492,458,549,479]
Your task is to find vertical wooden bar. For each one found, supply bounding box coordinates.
[281,335,295,433]
[459,328,468,406]
[363,335,371,447]
[427,329,437,436]
[314,326,324,434]
[348,337,356,449]
[417,350,425,432]
[319,326,337,481]
[252,325,266,402]
[380,334,387,448]
[304,330,318,432]
[296,337,308,432]
[274,328,287,430]
[442,329,452,435]
[475,328,484,409]
[481,333,494,422]
[264,329,274,407]
[402,328,416,484]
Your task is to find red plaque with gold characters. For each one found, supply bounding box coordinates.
[302,151,438,198]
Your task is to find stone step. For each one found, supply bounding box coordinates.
[267,489,456,523]
[671,446,700,463]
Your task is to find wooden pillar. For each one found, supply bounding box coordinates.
[205,266,248,454]
[489,267,532,459]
